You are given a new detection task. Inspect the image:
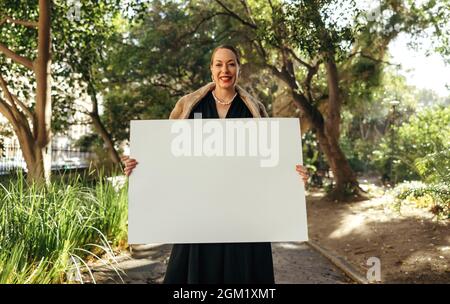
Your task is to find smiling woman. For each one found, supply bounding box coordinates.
[121,45,310,284]
[163,45,277,284]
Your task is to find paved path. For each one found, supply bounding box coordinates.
[81,242,352,284]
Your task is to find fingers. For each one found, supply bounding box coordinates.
[295,166,308,176]
[124,164,136,176]
[295,164,309,184]
[121,156,138,164]
[295,167,306,173]
[125,159,138,167]
[120,156,139,176]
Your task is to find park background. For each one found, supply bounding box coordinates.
[0,0,449,283]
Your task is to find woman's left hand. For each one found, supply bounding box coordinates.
[296,164,309,185]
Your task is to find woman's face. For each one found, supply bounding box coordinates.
[210,48,239,89]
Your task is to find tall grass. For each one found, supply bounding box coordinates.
[0,170,128,283]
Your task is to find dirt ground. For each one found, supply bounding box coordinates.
[307,179,450,283]
[80,178,449,284]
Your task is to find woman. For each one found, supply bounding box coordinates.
[122,45,309,284]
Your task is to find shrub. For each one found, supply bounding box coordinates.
[0,171,128,283]
[391,181,449,220]
[373,106,450,183]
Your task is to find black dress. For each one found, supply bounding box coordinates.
[163,91,275,284]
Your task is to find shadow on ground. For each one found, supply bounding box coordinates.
[84,242,352,284]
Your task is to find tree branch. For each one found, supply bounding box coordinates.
[239,0,256,25]
[214,0,257,29]
[0,96,18,126]
[267,0,276,13]
[286,48,313,69]
[0,73,21,115]
[0,16,38,28]
[348,51,400,67]
[12,94,34,121]
[0,74,32,133]
[0,42,34,70]
[178,12,231,41]
[251,39,268,64]
[304,63,319,103]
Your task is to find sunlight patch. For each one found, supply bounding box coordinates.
[329,214,367,239]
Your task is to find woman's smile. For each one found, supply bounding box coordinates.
[219,75,233,84]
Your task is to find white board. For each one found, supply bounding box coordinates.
[128,118,308,244]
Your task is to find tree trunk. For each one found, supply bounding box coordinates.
[285,59,363,201]
[10,103,50,185]
[321,56,361,199]
[89,112,121,164]
[315,127,360,199]
[32,0,52,184]
[87,80,121,165]
[0,0,52,185]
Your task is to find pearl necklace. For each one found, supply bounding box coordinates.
[212,90,237,105]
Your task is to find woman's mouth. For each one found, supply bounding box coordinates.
[219,76,232,83]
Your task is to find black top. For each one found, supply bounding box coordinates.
[163,90,274,284]
[188,90,253,119]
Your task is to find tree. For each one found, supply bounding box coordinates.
[206,0,449,199]
[0,1,142,181]
[51,0,121,164]
[51,0,144,165]
[0,0,52,184]
[99,0,449,200]
[101,0,226,143]
[197,0,365,199]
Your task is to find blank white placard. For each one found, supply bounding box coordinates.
[128,118,308,244]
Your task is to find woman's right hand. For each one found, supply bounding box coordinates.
[121,155,138,177]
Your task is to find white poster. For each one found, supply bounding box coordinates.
[128,118,308,244]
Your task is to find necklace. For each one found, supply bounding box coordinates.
[212,90,237,105]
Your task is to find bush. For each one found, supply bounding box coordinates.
[414,150,450,184]
[373,106,450,183]
[391,181,449,220]
[340,136,375,173]
[0,171,128,283]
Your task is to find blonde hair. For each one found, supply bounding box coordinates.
[210,45,241,67]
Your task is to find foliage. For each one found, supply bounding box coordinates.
[302,131,331,187]
[281,0,358,58]
[391,181,449,220]
[373,106,450,182]
[100,0,233,143]
[0,170,128,283]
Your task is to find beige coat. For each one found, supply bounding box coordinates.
[169,82,269,119]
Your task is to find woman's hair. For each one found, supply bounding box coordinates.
[210,45,241,66]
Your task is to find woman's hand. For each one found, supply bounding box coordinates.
[295,164,309,185]
[121,155,138,177]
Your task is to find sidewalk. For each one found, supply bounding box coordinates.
[82,242,353,284]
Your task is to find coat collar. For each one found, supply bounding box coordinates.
[173,82,263,119]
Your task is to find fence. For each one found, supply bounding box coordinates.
[0,143,94,175]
